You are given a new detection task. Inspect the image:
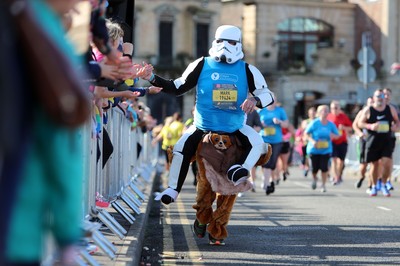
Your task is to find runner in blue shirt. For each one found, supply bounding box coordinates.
[305,105,339,192]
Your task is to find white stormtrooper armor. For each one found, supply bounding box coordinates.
[209,25,244,64]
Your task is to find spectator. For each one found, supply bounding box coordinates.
[3,0,88,265]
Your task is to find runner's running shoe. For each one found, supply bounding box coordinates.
[209,234,225,246]
[376,179,382,190]
[266,181,275,195]
[381,185,391,197]
[311,179,317,190]
[386,180,394,191]
[355,177,365,189]
[193,219,207,238]
[369,186,378,197]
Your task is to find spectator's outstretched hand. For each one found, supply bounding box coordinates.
[130,62,154,79]
[122,42,134,56]
[122,90,141,99]
[140,62,154,80]
[148,86,163,94]
[116,56,134,80]
[98,60,119,80]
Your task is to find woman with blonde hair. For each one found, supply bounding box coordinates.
[305,105,339,192]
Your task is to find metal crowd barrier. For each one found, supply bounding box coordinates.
[345,134,400,181]
[78,106,159,265]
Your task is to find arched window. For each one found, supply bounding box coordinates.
[276,17,334,71]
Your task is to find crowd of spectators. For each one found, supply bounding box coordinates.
[0,1,160,265]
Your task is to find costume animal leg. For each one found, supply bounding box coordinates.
[207,194,237,240]
[192,159,216,225]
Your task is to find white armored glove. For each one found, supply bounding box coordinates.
[154,187,179,205]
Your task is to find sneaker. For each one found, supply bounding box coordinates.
[193,219,207,238]
[376,179,382,190]
[95,192,110,208]
[251,187,256,193]
[86,243,98,254]
[266,181,275,195]
[355,177,365,189]
[366,186,372,194]
[386,181,394,191]
[208,234,225,246]
[369,186,378,197]
[311,179,317,190]
[227,165,249,186]
[381,185,391,197]
[321,185,327,193]
[283,171,289,181]
[304,169,309,177]
[237,192,243,198]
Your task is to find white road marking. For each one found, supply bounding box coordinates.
[377,206,391,211]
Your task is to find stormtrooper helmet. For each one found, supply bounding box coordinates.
[209,25,244,64]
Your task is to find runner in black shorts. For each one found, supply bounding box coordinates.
[358,89,399,197]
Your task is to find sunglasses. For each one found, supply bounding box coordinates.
[374,93,385,99]
[216,39,238,46]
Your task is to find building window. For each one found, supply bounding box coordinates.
[196,23,209,58]
[277,17,334,71]
[158,21,173,67]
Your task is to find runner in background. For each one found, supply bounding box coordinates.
[381,87,400,191]
[353,97,373,190]
[357,89,399,197]
[305,105,339,193]
[327,100,352,185]
[298,107,316,177]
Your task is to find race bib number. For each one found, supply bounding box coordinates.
[212,84,238,110]
[264,127,276,136]
[316,140,329,149]
[377,121,389,133]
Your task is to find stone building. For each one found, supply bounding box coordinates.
[131,0,400,125]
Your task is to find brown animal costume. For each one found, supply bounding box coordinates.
[190,132,271,241]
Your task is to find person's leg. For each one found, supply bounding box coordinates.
[355,162,367,188]
[320,154,330,192]
[262,167,271,191]
[249,166,257,192]
[380,156,392,196]
[262,143,282,195]
[331,156,340,184]
[236,125,267,170]
[369,160,380,196]
[156,126,204,204]
[337,143,348,183]
[310,154,319,190]
[280,152,290,180]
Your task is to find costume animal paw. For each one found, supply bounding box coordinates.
[155,187,179,205]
